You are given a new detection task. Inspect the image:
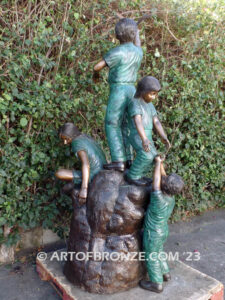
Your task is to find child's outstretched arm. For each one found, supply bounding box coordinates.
[160,161,167,176]
[134,114,151,152]
[55,169,73,180]
[77,150,90,200]
[153,156,165,191]
[134,30,141,47]
[153,116,171,150]
[93,60,106,83]
[93,60,106,72]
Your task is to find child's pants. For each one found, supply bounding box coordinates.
[105,84,135,162]
[143,229,169,283]
[127,130,157,180]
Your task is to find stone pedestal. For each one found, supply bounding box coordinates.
[36,249,224,300]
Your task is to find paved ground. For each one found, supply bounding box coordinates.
[0,208,224,300]
[165,208,225,286]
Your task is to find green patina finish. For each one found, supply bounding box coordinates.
[71,134,106,184]
[104,43,143,162]
[143,191,175,283]
[104,42,143,84]
[127,98,158,180]
[105,84,136,162]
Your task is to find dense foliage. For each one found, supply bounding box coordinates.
[0,0,224,245]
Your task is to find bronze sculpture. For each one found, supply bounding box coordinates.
[53,17,185,296]
[94,18,143,172]
[140,155,184,293]
[125,76,171,186]
[55,123,106,202]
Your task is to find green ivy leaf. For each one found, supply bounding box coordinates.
[20,117,28,127]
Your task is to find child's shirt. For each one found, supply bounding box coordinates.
[144,191,175,235]
[103,42,143,85]
[71,134,107,180]
[128,98,157,138]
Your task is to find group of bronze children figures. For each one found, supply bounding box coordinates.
[55,18,184,293]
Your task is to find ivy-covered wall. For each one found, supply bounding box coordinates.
[0,0,224,245]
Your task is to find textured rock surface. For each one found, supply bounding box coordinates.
[63,170,151,294]
[0,226,15,263]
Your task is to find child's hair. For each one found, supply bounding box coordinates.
[161,173,184,196]
[115,18,138,43]
[135,76,161,98]
[59,123,81,139]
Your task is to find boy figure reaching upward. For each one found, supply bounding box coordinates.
[126,76,171,186]
[94,18,143,172]
[140,155,184,293]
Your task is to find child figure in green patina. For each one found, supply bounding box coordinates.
[139,155,184,293]
[125,76,171,187]
[94,18,143,172]
[55,123,106,203]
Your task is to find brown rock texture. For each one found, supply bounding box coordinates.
[63,170,151,294]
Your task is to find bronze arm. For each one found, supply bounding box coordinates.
[93,60,106,83]
[134,29,141,47]
[93,60,106,72]
[77,150,90,199]
[55,169,73,180]
[160,162,167,176]
[134,115,151,152]
[153,158,162,191]
[153,156,165,191]
[153,116,171,150]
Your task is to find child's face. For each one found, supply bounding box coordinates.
[60,134,72,145]
[142,91,158,103]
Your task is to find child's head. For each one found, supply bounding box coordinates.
[135,76,161,103]
[115,18,138,43]
[59,123,81,145]
[161,173,184,196]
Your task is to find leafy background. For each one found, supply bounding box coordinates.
[0,0,224,245]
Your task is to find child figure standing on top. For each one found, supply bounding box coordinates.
[94,18,143,172]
